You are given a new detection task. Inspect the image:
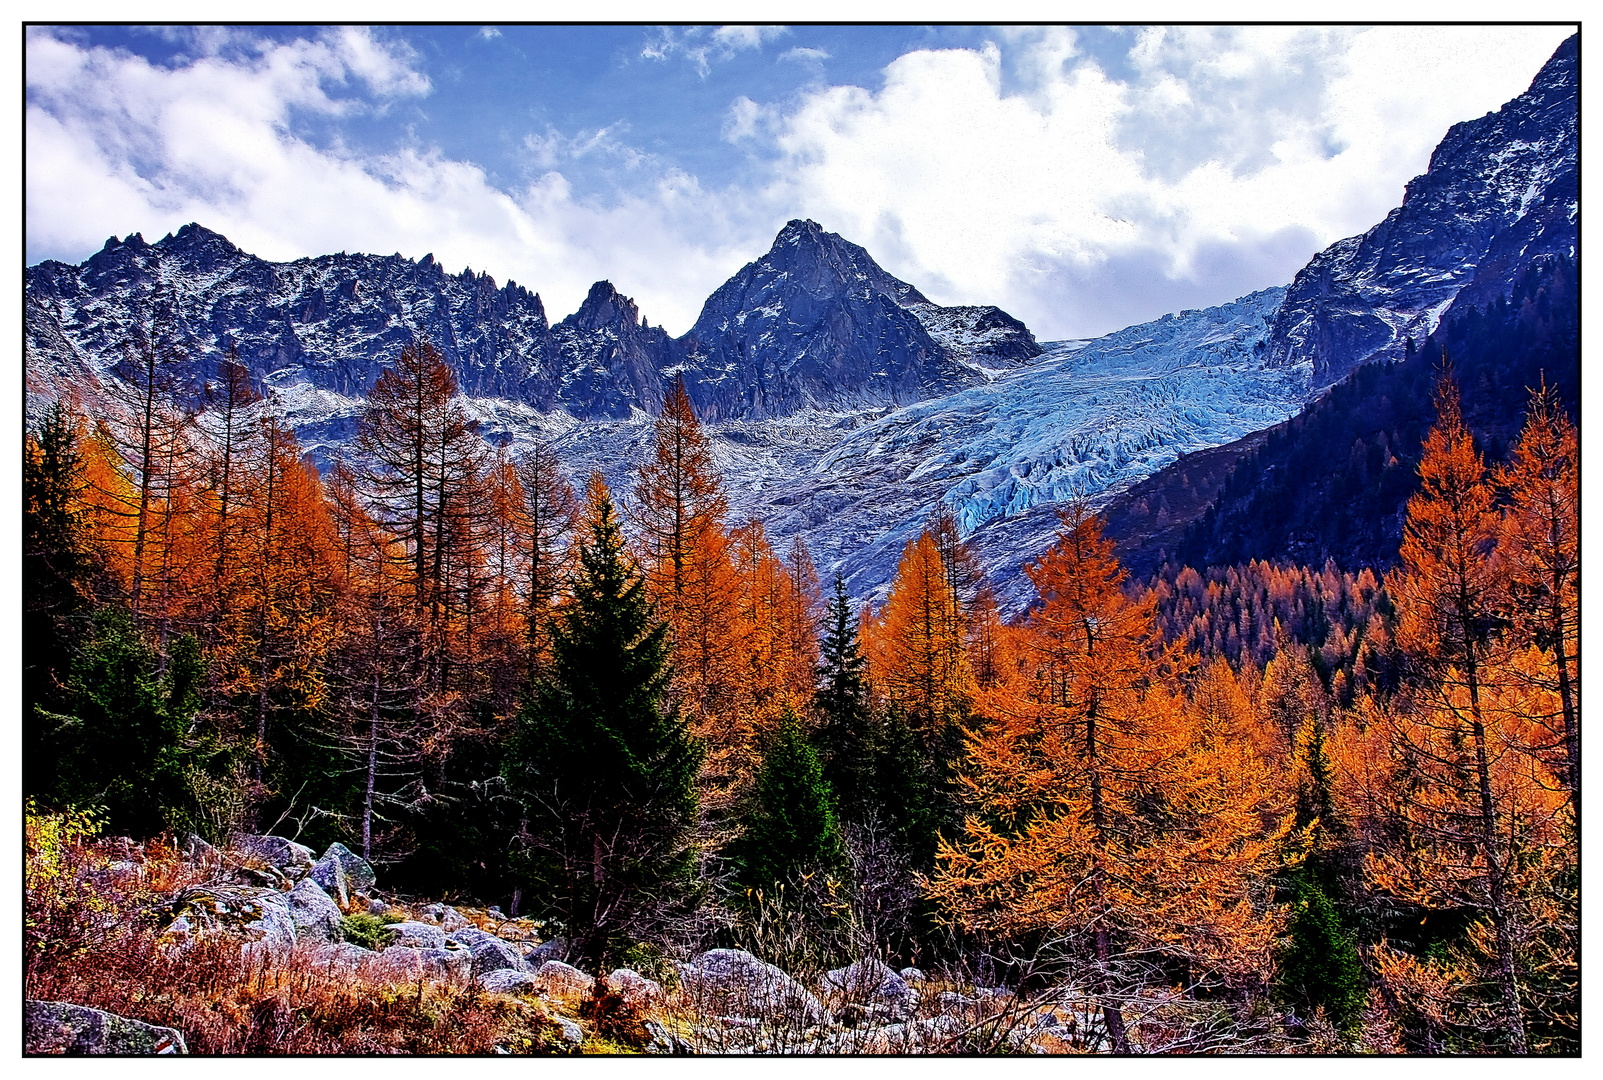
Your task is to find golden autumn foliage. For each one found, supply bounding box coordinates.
[864,530,972,732]
[928,506,1293,1051]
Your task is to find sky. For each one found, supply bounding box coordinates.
[24,22,1577,341]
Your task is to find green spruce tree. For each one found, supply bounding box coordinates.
[734,713,845,891]
[24,403,105,795]
[38,609,223,838]
[509,474,701,966]
[1280,877,1366,1039]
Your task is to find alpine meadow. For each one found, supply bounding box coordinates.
[23,24,1578,1055]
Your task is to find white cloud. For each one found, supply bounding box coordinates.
[477,27,502,41]
[23,27,754,333]
[25,25,1578,344]
[753,25,1576,337]
[780,47,830,64]
[640,25,789,78]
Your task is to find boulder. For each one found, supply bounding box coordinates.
[448,927,528,977]
[372,945,427,980]
[681,949,832,1028]
[313,942,372,971]
[310,842,375,908]
[25,1000,187,1055]
[243,890,298,960]
[386,921,448,950]
[233,834,315,873]
[478,969,540,994]
[439,905,470,932]
[422,943,475,979]
[603,968,665,1009]
[899,967,926,982]
[285,877,344,943]
[819,958,916,1021]
[528,936,569,964]
[552,1016,585,1048]
[532,959,595,998]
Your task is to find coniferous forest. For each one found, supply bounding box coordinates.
[24,266,1578,1053]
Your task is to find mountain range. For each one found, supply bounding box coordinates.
[24,34,1578,611]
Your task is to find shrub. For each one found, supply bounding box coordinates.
[338,912,396,951]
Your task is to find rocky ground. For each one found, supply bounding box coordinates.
[24,830,1115,1056]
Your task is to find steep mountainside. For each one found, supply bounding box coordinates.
[21,35,1579,610]
[677,219,1039,420]
[25,219,1039,428]
[1260,34,1576,386]
[1160,256,1577,574]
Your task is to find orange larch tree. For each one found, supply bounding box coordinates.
[929,505,1287,1051]
[1494,380,1579,809]
[1372,372,1568,1054]
[864,530,972,737]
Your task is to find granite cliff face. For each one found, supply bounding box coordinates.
[677,219,1040,420]
[1260,34,1576,387]
[25,218,1038,427]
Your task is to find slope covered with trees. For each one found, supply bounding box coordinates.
[24,326,1579,1053]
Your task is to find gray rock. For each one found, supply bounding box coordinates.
[448,927,528,977]
[243,890,298,959]
[421,943,475,979]
[644,1019,694,1055]
[367,898,389,915]
[603,967,665,1009]
[553,1016,585,1048]
[179,833,218,863]
[532,959,595,997]
[439,905,470,932]
[899,967,926,982]
[311,842,376,908]
[478,969,540,994]
[681,949,832,1028]
[234,833,315,872]
[372,945,427,980]
[386,920,447,950]
[528,936,569,964]
[820,957,916,1021]
[286,877,344,943]
[313,942,372,971]
[25,1000,187,1055]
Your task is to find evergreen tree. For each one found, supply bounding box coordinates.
[734,714,844,892]
[24,403,105,793]
[816,577,873,808]
[1279,877,1365,1038]
[38,608,223,838]
[509,474,701,965]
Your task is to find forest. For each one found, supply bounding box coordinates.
[23,323,1578,1053]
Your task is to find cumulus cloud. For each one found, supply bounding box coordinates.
[23,26,755,332]
[756,25,1575,336]
[25,25,1576,343]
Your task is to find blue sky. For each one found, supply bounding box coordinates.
[26,23,1575,340]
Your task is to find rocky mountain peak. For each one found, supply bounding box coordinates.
[1261,32,1576,386]
[561,280,642,334]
